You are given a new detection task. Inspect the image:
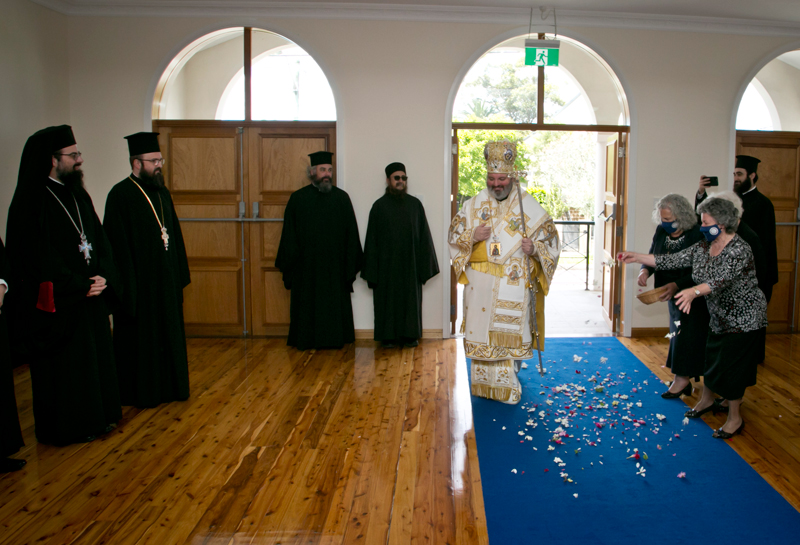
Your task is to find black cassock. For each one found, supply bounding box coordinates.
[362,192,439,342]
[6,179,121,445]
[276,184,363,350]
[104,175,191,407]
[0,237,24,458]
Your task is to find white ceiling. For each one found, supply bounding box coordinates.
[30,0,800,33]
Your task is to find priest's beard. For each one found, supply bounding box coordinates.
[140,168,165,187]
[311,174,333,193]
[57,166,85,191]
[734,176,753,196]
[387,182,407,197]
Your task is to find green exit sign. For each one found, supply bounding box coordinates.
[525,47,559,66]
[524,39,560,66]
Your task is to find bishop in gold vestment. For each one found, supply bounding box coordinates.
[449,141,560,404]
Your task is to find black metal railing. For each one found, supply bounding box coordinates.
[553,220,594,290]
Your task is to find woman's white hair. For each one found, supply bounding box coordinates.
[707,190,743,219]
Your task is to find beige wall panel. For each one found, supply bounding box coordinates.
[258,136,326,192]
[171,137,237,192]
[183,268,242,324]
[262,270,291,324]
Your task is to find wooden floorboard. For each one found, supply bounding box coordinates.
[1,334,798,544]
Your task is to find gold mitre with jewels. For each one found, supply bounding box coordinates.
[483,140,517,174]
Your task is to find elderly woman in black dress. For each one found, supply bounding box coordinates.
[639,194,709,399]
[620,197,767,438]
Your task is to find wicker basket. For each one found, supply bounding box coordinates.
[636,286,669,305]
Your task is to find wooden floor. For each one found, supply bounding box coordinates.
[1,335,798,544]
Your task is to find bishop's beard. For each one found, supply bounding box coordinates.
[58,168,85,191]
[140,168,165,188]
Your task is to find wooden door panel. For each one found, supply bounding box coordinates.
[262,271,292,324]
[156,123,247,337]
[259,136,327,193]
[182,268,243,326]
[247,125,336,336]
[171,137,238,192]
[175,204,240,259]
[737,131,800,333]
[601,137,618,332]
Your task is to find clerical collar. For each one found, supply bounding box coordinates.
[742,185,757,196]
[48,176,64,186]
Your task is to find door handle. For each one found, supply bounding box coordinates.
[597,201,616,222]
[252,201,260,218]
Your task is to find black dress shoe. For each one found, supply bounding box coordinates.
[75,435,97,443]
[684,404,718,418]
[661,382,692,399]
[403,340,419,348]
[713,398,730,413]
[0,457,27,473]
[380,340,397,348]
[713,420,745,439]
[101,423,117,435]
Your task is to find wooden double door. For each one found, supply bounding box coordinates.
[154,121,336,336]
[737,131,800,332]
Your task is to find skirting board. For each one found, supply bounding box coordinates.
[630,327,670,338]
[355,329,444,340]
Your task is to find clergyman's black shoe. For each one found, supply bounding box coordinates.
[0,457,26,473]
[403,339,419,348]
[381,340,397,349]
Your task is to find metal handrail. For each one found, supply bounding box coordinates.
[553,219,594,290]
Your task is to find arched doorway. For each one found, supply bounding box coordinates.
[735,48,800,332]
[449,34,630,336]
[153,27,337,336]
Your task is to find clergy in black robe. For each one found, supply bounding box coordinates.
[5,125,121,446]
[275,151,363,350]
[697,155,778,301]
[362,163,439,348]
[103,132,191,408]
[0,237,25,472]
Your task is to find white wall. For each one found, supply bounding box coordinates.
[3,1,800,334]
[0,0,71,235]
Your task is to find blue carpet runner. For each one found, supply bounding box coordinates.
[469,337,800,545]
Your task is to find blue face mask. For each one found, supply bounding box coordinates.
[661,221,679,234]
[700,224,721,242]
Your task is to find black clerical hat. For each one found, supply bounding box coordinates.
[309,151,333,166]
[125,132,161,156]
[385,162,406,178]
[735,155,761,172]
[36,125,76,154]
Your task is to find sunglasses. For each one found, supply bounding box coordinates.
[392,175,408,181]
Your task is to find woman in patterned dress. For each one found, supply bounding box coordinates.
[620,197,767,439]
[639,194,709,399]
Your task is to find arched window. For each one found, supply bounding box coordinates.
[154,28,336,121]
[736,80,779,131]
[217,46,335,121]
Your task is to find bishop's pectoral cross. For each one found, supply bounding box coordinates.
[79,234,93,264]
[161,227,170,251]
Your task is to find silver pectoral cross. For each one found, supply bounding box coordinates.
[79,234,93,264]
[161,227,169,250]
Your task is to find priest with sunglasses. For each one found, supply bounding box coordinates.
[362,163,439,348]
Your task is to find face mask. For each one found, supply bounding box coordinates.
[661,221,679,234]
[700,224,721,242]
